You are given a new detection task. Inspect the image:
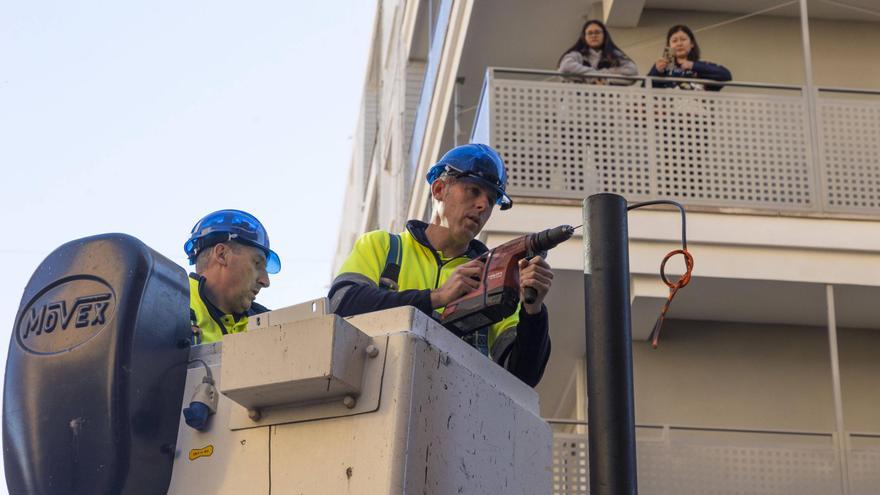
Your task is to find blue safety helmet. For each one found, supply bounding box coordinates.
[184,209,281,274]
[426,143,512,210]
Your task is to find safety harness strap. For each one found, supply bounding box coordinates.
[379,233,401,291]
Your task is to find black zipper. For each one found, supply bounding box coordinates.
[431,250,454,289]
[406,221,481,289]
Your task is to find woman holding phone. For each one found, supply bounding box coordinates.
[648,25,731,91]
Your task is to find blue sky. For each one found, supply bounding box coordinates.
[0,1,374,490]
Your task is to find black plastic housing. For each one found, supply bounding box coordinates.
[3,233,191,495]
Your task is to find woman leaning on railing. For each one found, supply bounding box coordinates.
[557,19,638,86]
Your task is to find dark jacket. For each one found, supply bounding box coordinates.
[647,60,732,91]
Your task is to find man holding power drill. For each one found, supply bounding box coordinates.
[328,144,553,387]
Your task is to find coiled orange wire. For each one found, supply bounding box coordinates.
[627,200,694,349]
[649,248,694,348]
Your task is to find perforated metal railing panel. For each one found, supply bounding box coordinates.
[818,99,880,213]
[494,82,651,201]
[551,429,857,495]
[655,442,840,495]
[552,433,588,495]
[652,93,814,208]
[481,77,880,216]
[849,435,880,495]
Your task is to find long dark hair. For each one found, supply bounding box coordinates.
[557,20,629,68]
[666,24,701,61]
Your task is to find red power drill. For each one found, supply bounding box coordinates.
[439,224,575,336]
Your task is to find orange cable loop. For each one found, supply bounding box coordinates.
[649,248,694,349]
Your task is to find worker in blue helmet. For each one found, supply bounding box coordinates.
[184,209,281,344]
[328,144,553,387]
[424,143,514,211]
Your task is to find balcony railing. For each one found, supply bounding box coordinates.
[472,68,880,217]
[547,419,880,495]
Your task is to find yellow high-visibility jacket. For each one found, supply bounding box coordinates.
[329,220,550,386]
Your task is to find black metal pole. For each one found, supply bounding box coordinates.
[584,193,638,495]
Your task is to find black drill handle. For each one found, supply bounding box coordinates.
[523,225,575,304]
[523,249,547,304]
[524,287,539,305]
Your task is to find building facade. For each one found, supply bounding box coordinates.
[334,1,880,493]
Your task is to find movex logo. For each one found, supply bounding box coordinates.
[17,277,116,354]
[20,293,111,338]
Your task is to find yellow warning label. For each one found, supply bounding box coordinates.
[189,445,214,461]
